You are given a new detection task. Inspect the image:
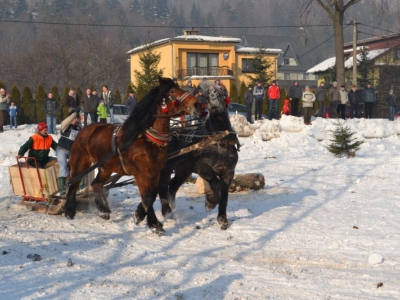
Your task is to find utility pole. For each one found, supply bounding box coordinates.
[353,19,358,86]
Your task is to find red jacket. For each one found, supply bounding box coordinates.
[281,99,290,115]
[268,84,280,100]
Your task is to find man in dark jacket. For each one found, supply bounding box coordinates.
[125,91,137,115]
[348,85,362,118]
[386,89,397,121]
[361,83,376,119]
[253,80,265,121]
[81,88,98,126]
[244,84,253,123]
[42,93,59,134]
[288,81,302,117]
[315,82,327,117]
[65,89,79,113]
[329,81,340,113]
[91,89,101,123]
[183,80,195,96]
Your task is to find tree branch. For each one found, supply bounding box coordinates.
[343,0,362,11]
[316,0,334,19]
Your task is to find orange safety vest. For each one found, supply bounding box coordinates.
[30,133,54,150]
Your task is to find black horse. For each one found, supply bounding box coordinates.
[158,82,239,230]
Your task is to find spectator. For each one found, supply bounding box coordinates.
[42,93,59,134]
[361,82,376,119]
[65,89,79,113]
[348,85,362,118]
[281,99,290,116]
[173,78,179,87]
[288,81,302,117]
[81,88,98,126]
[97,100,108,123]
[244,84,253,123]
[16,122,58,168]
[0,88,10,132]
[338,85,348,119]
[215,79,228,96]
[56,108,81,194]
[302,86,315,125]
[267,80,280,120]
[316,81,327,117]
[8,101,18,129]
[125,90,137,115]
[101,85,115,124]
[91,89,101,123]
[386,89,397,121]
[329,81,340,114]
[253,80,265,121]
[183,80,195,95]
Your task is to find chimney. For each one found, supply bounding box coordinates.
[183,28,200,36]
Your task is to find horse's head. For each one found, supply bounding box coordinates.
[158,77,201,117]
[204,84,226,113]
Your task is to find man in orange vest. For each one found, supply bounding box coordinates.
[16,122,58,168]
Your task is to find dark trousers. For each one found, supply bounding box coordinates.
[255,99,263,120]
[331,100,339,117]
[303,107,312,123]
[0,110,6,132]
[365,102,373,119]
[84,112,97,126]
[349,104,359,118]
[318,101,324,117]
[388,106,396,121]
[246,102,253,123]
[291,98,299,116]
[99,118,107,123]
[337,104,346,119]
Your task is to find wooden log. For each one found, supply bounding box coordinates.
[195,173,265,194]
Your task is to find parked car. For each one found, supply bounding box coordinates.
[228,102,267,121]
[314,105,365,119]
[80,104,130,125]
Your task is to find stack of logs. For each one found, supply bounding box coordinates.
[196,173,265,194]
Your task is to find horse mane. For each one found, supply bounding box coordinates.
[122,78,175,144]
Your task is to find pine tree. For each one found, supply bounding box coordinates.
[327,121,364,158]
[130,0,141,14]
[114,88,122,104]
[203,12,217,36]
[229,82,239,103]
[123,82,134,102]
[61,86,70,121]
[76,87,83,104]
[133,42,164,93]
[35,83,46,123]
[244,45,274,86]
[239,81,246,105]
[135,83,145,101]
[357,47,373,88]
[10,85,21,125]
[189,3,202,27]
[21,86,34,124]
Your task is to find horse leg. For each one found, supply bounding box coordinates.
[168,165,193,210]
[134,202,146,225]
[216,171,235,230]
[92,168,112,220]
[195,165,221,212]
[158,168,174,218]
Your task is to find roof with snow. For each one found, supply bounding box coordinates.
[307,48,389,73]
[235,45,282,54]
[127,35,242,55]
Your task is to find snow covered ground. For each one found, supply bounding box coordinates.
[1,116,400,299]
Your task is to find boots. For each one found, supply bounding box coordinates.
[58,177,66,195]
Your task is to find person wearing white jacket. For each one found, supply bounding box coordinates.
[302,86,316,125]
[338,85,348,119]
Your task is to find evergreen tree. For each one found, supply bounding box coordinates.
[114,88,122,104]
[244,45,274,87]
[218,1,236,25]
[49,0,72,17]
[327,121,364,158]
[189,3,202,27]
[10,85,22,124]
[130,0,141,14]
[61,86,70,121]
[123,82,134,101]
[76,87,83,103]
[155,0,169,22]
[142,0,157,21]
[135,83,145,101]
[0,82,5,90]
[235,0,254,35]
[203,12,217,36]
[133,43,164,93]
[50,85,61,123]
[21,86,34,124]
[178,5,186,34]
[169,6,182,36]
[35,83,47,123]
[239,81,246,105]
[229,82,239,103]
[357,48,373,88]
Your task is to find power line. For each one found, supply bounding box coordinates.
[0,19,333,29]
[358,23,399,35]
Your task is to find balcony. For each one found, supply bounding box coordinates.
[177,66,234,78]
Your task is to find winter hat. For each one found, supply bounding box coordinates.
[37,122,48,131]
[390,89,393,93]
[256,80,261,84]
[333,81,337,85]
[271,80,276,84]
[341,85,345,88]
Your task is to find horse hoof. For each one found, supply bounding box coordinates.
[99,212,110,220]
[134,212,145,225]
[164,211,174,220]
[220,223,228,230]
[64,209,75,219]
[151,227,165,236]
[168,197,176,210]
[205,201,217,212]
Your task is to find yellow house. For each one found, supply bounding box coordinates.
[127,30,282,92]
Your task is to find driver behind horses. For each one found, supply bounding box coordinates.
[56,108,81,195]
[16,122,58,168]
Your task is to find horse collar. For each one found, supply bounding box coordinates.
[145,127,171,147]
[170,92,190,104]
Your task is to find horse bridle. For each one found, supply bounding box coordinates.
[167,91,199,116]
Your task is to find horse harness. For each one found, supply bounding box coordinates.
[111,126,129,175]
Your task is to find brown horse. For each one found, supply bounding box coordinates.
[64,77,200,235]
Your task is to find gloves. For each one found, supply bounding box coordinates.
[75,107,81,114]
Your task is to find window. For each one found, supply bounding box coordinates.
[187,53,218,75]
[242,58,259,73]
[395,49,400,59]
[284,73,290,80]
[284,58,290,65]
[303,73,309,80]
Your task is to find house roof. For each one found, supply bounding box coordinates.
[344,33,400,48]
[127,35,242,55]
[307,48,389,73]
[235,45,282,54]
[241,35,324,72]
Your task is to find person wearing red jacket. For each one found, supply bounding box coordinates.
[281,99,290,116]
[267,80,280,120]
